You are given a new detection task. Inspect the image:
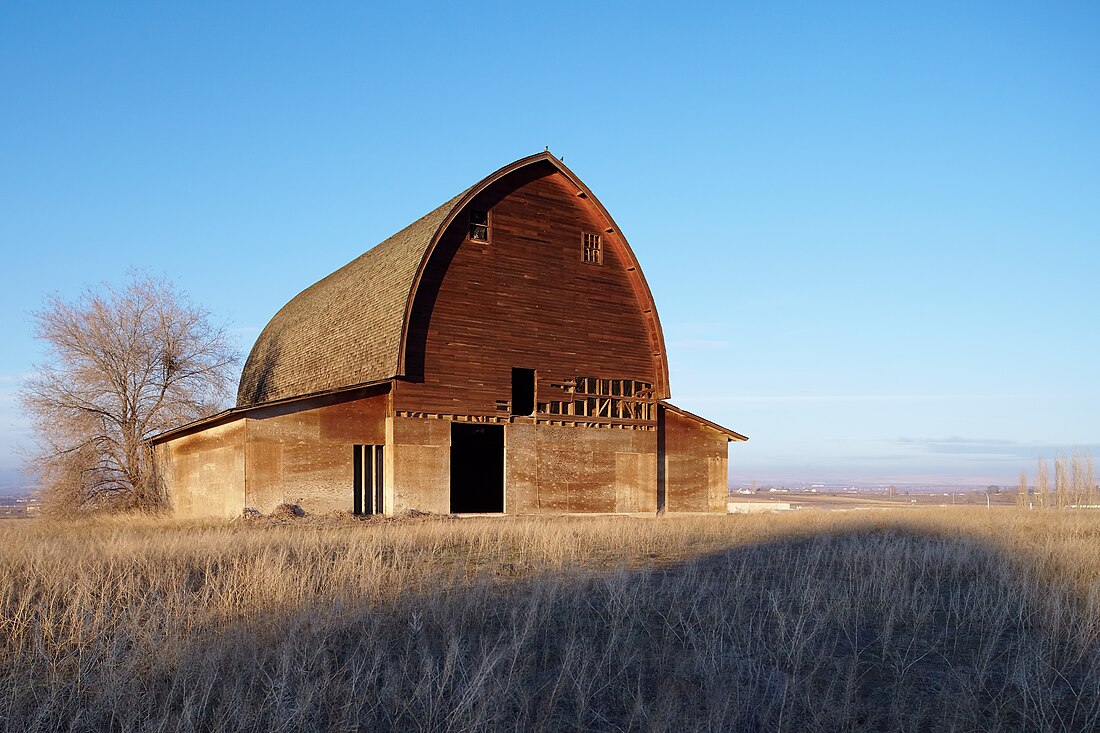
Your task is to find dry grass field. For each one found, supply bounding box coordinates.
[2,509,1099,732]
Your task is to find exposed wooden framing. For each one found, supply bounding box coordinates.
[392,408,655,430]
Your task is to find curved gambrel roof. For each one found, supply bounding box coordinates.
[237,152,669,406]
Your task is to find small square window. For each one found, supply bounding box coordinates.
[469,210,489,242]
[582,232,602,265]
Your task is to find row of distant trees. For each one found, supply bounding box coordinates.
[1017,452,1098,508]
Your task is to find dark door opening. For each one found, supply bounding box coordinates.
[450,423,504,513]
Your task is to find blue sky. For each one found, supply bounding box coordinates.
[2,1,1098,490]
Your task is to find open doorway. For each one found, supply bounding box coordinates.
[450,423,504,513]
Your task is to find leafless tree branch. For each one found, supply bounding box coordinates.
[20,272,239,512]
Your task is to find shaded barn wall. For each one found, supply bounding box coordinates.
[156,420,246,519]
[244,392,389,514]
[398,167,661,417]
[661,407,729,512]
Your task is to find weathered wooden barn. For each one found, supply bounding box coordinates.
[151,152,746,517]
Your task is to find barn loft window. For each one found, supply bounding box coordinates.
[353,444,384,515]
[582,232,602,264]
[469,209,489,242]
[512,368,535,416]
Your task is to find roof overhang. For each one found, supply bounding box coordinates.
[659,401,748,442]
[148,379,392,445]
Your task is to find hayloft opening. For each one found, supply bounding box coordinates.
[511,368,535,416]
[468,209,489,241]
[450,423,504,513]
[353,444,384,515]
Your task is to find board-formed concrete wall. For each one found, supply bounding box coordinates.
[389,415,451,514]
[388,418,657,514]
[661,408,729,512]
[156,391,389,518]
[156,420,246,519]
[244,392,388,514]
[157,401,715,518]
[511,423,657,513]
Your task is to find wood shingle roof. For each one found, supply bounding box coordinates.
[237,190,467,406]
[237,152,672,406]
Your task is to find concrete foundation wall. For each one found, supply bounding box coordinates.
[158,401,724,517]
[390,415,451,513]
[389,418,657,514]
[157,420,246,519]
[662,408,729,512]
[503,421,539,513]
[521,423,657,513]
[244,392,388,514]
[158,390,388,518]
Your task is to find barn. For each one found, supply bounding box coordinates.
[151,152,746,517]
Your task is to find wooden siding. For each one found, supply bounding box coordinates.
[397,167,659,418]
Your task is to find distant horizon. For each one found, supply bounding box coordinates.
[729,477,1029,491]
[0,461,1077,499]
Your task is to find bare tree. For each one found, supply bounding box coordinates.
[1088,452,1097,505]
[20,273,238,511]
[1055,454,1069,509]
[1071,449,1098,506]
[1017,469,1028,509]
[1036,457,1049,509]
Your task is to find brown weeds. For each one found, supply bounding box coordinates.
[1,509,1098,731]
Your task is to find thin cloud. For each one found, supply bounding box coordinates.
[679,393,1058,403]
[894,437,1100,459]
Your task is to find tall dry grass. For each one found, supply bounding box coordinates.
[2,509,1099,732]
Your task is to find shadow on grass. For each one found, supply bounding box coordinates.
[6,522,1100,732]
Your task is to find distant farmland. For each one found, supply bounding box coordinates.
[0,495,39,518]
[727,489,1021,511]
